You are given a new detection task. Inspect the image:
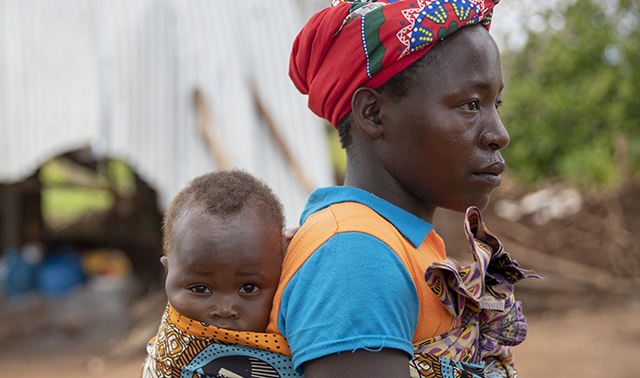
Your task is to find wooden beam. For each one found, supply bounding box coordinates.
[193,89,233,171]
[249,83,314,195]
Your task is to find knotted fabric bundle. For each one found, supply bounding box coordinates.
[290,0,499,127]
[414,206,541,375]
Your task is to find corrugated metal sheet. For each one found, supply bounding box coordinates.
[0,0,334,226]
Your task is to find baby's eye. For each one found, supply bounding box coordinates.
[189,285,211,294]
[460,100,479,111]
[239,284,260,294]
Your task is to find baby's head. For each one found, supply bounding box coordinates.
[161,170,285,332]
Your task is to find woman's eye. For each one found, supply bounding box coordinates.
[495,100,503,111]
[189,285,211,294]
[239,284,259,294]
[461,101,479,111]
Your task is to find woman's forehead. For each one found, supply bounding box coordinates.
[405,25,501,91]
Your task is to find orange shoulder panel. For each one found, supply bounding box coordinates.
[267,202,455,342]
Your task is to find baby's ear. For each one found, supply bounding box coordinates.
[160,256,169,275]
[352,87,383,140]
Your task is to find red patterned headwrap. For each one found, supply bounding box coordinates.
[290,0,499,127]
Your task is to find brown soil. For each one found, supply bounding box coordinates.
[513,304,640,378]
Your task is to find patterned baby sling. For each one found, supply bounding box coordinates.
[140,207,538,378]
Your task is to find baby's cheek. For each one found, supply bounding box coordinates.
[166,292,185,312]
[173,297,210,323]
[250,297,275,331]
[166,289,193,316]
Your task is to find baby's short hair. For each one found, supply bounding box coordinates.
[162,169,285,256]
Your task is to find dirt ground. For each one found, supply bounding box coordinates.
[514,303,640,378]
[1,297,638,377]
[513,303,640,377]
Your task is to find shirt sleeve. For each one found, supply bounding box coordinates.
[276,231,419,372]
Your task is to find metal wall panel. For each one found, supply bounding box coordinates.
[0,0,334,226]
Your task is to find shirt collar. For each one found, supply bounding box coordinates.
[300,186,434,248]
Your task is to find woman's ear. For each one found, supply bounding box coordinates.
[160,256,169,275]
[352,87,384,140]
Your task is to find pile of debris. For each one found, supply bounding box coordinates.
[468,177,640,313]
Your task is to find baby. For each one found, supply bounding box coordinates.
[160,169,284,332]
[141,170,300,378]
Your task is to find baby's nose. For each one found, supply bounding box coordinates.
[209,298,239,318]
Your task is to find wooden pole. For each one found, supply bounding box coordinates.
[249,83,314,195]
[193,89,233,171]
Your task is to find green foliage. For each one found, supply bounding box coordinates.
[500,0,640,190]
[108,159,136,198]
[41,187,114,229]
[39,157,136,229]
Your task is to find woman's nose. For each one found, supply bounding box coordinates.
[482,111,510,151]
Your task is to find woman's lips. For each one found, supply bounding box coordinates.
[473,171,502,186]
[473,160,505,186]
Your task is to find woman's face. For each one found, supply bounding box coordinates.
[376,25,509,216]
[162,207,282,332]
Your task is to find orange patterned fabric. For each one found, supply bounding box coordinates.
[164,303,291,355]
[141,303,295,378]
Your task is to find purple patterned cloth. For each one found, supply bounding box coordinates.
[414,206,540,374]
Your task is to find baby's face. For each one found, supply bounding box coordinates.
[162,207,282,332]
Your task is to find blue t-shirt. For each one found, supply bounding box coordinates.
[275,186,437,372]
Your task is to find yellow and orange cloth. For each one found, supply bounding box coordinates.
[140,304,300,378]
